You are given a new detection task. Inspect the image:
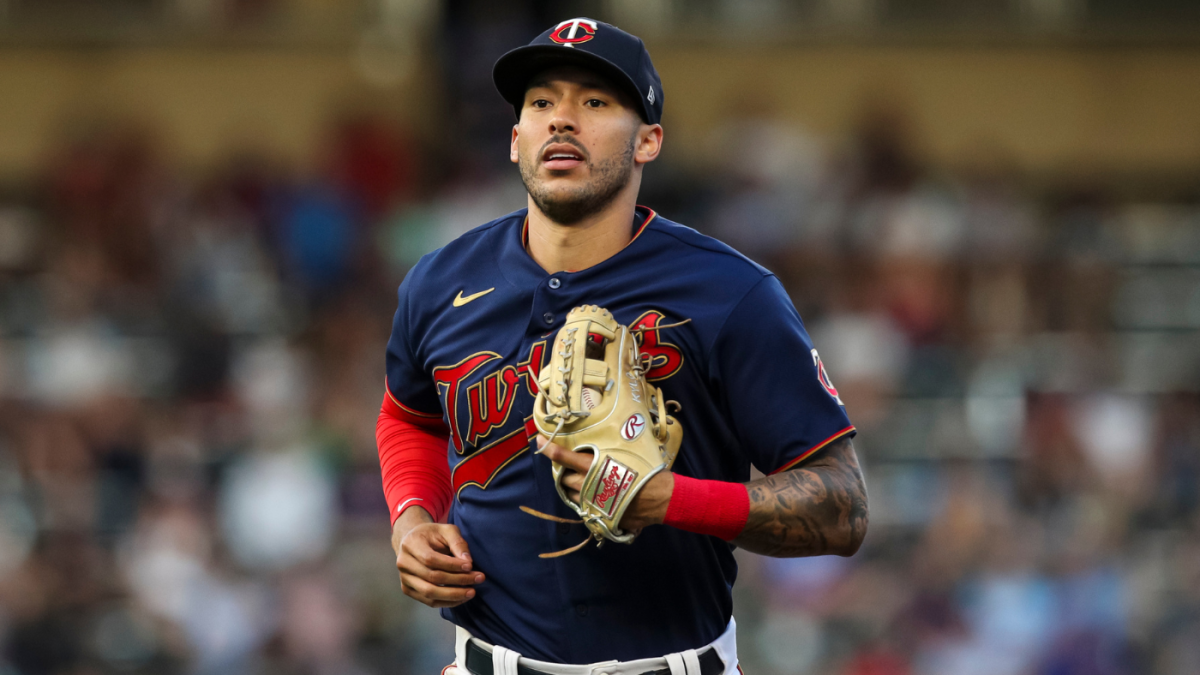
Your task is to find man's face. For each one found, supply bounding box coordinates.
[511,66,660,225]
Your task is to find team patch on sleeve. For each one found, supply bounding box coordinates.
[811,349,843,406]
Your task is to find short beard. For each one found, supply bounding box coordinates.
[519,135,636,225]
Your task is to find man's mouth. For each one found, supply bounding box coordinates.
[541,143,586,171]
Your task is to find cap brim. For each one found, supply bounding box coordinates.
[492,45,650,123]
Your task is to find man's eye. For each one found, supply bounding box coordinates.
[586,99,605,108]
[532,99,550,108]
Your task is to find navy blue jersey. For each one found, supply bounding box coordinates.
[384,206,854,663]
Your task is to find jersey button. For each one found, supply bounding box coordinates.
[548,277,561,289]
[557,523,571,536]
[543,312,554,325]
[575,603,588,617]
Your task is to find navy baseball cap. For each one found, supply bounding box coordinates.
[493,18,663,125]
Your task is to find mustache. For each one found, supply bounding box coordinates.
[539,135,590,162]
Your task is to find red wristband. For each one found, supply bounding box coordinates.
[662,474,750,541]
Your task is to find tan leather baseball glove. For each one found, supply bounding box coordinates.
[521,305,683,558]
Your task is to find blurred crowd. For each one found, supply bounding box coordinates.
[701,106,1200,675]
[2,50,1200,675]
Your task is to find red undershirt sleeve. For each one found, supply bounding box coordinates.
[376,392,453,526]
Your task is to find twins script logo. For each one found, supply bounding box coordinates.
[441,310,685,498]
[591,457,637,518]
[630,311,685,381]
[549,18,597,46]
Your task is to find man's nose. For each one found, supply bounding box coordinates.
[548,102,579,135]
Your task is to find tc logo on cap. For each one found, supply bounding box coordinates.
[549,18,597,46]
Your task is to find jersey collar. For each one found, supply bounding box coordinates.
[519,206,657,258]
[503,205,658,289]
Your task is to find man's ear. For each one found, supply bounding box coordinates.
[510,125,520,164]
[634,124,663,166]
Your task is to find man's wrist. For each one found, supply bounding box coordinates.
[643,471,674,526]
[391,505,434,553]
[661,475,750,541]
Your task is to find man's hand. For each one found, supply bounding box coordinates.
[391,506,484,608]
[536,437,674,532]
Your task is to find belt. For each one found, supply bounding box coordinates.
[464,640,725,675]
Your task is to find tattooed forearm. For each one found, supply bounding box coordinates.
[733,437,868,557]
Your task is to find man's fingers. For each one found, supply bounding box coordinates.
[400,573,476,607]
[413,546,474,574]
[537,438,589,506]
[538,439,594,473]
[399,563,482,589]
[562,472,584,492]
[397,549,483,609]
[404,528,474,573]
[438,524,474,567]
[429,569,485,586]
[398,556,483,587]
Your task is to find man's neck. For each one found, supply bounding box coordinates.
[526,192,641,274]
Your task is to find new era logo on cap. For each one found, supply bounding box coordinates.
[549,18,598,47]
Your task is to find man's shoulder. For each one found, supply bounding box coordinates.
[405,208,526,285]
[641,212,773,286]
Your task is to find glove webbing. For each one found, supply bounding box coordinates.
[523,314,689,558]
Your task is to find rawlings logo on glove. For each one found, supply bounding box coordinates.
[520,305,685,557]
[594,458,636,516]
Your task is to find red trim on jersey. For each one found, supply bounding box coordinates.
[377,393,453,526]
[520,207,657,252]
[769,426,856,475]
[383,378,446,429]
[630,207,656,243]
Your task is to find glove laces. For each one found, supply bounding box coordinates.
[523,316,689,558]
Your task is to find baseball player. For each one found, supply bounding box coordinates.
[377,18,868,675]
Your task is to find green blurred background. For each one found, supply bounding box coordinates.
[1,1,1199,674]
